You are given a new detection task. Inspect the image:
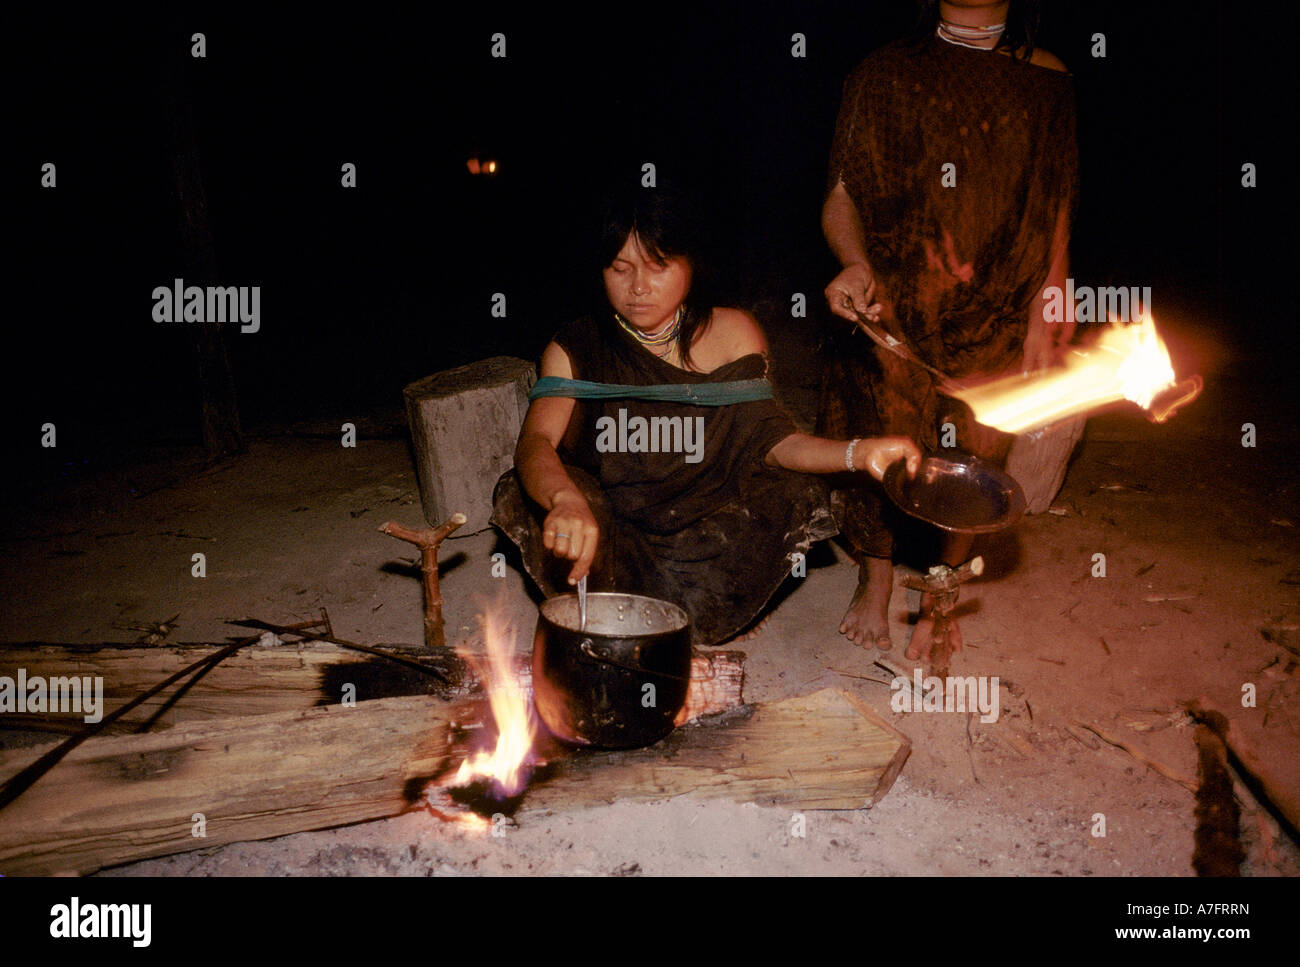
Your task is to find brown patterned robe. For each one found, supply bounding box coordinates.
[817,34,1078,558]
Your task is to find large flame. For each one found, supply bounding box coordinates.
[953,315,1179,434]
[451,608,536,797]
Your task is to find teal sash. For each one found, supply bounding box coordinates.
[529,376,774,407]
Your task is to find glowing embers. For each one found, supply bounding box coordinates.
[953,315,1198,434]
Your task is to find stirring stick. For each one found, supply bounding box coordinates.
[578,574,588,631]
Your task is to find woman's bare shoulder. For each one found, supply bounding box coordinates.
[1027,47,1069,73]
[540,340,575,378]
[708,307,769,361]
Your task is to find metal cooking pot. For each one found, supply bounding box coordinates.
[532,591,692,749]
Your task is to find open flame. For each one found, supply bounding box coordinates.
[952,314,1186,434]
[451,608,536,798]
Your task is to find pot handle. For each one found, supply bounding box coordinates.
[578,638,701,683]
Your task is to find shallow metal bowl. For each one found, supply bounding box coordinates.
[882,453,1027,534]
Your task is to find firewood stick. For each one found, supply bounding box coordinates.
[1074,719,1197,793]
[134,646,228,733]
[381,513,467,649]
[135,618,335,735]
[0,714,139,736]
[1184,697,1300,836]
[241,618,457,684]
[874,656,924,702]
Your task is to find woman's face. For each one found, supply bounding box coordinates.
[603,232,692,334]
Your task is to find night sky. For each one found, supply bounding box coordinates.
[6,1,1294,486]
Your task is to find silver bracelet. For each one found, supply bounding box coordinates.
[844,437,862,472]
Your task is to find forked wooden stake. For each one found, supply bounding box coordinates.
[381,513,467,648]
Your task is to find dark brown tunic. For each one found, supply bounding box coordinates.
[818,34,1078,558]
[492,314,836,645]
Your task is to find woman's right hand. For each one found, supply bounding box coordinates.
[543,491,599,585]
[825,261,882,324]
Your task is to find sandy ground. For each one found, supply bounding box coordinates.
[2,319,1298,878]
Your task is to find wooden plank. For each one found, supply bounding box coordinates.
[0,642,455,730]
[403,356,536,533]
[514,689,910,814]
[0,644,740,732]
[0,695,454,876]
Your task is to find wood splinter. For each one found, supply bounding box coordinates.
[381,513,467,649]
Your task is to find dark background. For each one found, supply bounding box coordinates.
[5,1,1293,484]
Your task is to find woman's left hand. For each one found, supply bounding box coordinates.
[856,437,922,481]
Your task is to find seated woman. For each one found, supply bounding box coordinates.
[492,188,920,646]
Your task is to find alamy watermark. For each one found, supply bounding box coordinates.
[595,408,705,464]
[890,670,1000,723]
[50,897,151,947]
[1042,279,1151,325]
[0,669,104,723]
[152,278,260,333]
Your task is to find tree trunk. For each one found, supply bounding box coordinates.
[165,40,243,456]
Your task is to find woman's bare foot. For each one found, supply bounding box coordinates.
[905,592,964,661]
[726,611,772,644]
[840,556,894,650]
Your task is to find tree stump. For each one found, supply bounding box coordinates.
[403,357,536,534]
[1005,414,1086,514]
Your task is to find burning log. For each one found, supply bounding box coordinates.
[0,640,743,734]
[677,651,746,725]
[1,611,464,731]
[0,640,460,732]
[380,514,467,649]
[0,627,301,815]
[498,689,910,814]
[0,696,452,876]
[0,650,747,875]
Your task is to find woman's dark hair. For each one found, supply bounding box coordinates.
[906,0,1041,60]
[595,179,717,372]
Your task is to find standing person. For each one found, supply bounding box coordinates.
[819,0,1078,657]
[493,184,921,646]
